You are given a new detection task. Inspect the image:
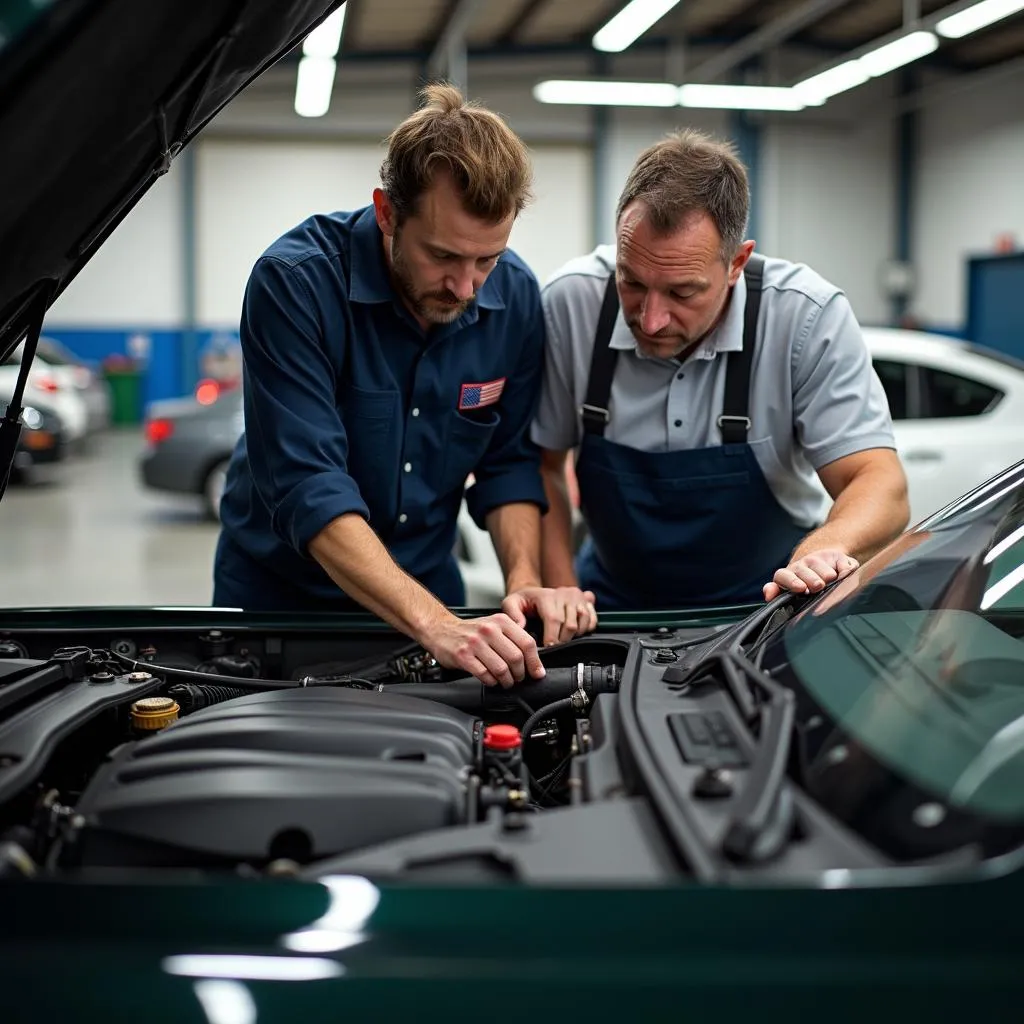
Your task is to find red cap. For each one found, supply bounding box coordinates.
[483,724,522,751]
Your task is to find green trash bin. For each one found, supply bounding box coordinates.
[103,361,143,426]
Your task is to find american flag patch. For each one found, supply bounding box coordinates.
[458,377,506,410]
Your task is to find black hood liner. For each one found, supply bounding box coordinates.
[0,0,345,358]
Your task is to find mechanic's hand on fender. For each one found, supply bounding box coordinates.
[426,613,545,688]
[763,549,859,601]
[502,586,599,647]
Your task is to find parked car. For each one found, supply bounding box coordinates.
[139,382,244,519]
[33,336,111,435]
[0,393,68,481]
[0,344,89,449]
[866,327,1024,522]
[3,2,1024,1018]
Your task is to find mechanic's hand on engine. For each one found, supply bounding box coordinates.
[763,549,859,601]
[502,586,598,647]
[425,612,546,688]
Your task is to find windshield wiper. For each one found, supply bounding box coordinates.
[672,593,803,863]
[719,650,796,863]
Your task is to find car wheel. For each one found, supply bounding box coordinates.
[202,459,230,521]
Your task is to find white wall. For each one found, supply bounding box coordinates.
[196,139,388,327]
[911,63,1024,330]
[600,107,729,245]
[46,159,184,327]
[41,54,920,337]
[196,137,592,327]
[759,116,895,325]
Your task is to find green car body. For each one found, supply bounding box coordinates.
[4,2,1024,1019]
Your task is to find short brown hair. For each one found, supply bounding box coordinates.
[380,82,533,224]
[616,129,750,259]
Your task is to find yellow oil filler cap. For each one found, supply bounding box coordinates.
[130,696,180,731]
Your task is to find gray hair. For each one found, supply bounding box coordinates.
[615,128,750,260]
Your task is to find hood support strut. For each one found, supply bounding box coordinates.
[0,286,51,502]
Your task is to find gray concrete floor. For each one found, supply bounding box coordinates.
[0,430,220,607]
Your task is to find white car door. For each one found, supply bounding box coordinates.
[873,351,1023,525]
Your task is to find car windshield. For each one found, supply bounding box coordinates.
[761,460,1024,861]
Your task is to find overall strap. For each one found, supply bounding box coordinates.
[580,273,621,438]
[719,253,765,445]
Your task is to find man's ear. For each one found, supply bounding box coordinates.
[727,240,757,286]
[372,188,397,238]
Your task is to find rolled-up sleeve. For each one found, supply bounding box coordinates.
[792,292,897,470]
[240,256,369,554]
[465,278,548,527]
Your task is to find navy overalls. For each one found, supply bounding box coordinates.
[574,256,806,610]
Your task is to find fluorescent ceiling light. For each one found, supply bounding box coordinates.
[793,30,936,103]
[793,60,868,103]
[936,0,1024,38]
[533,79,678,106]
[303,5,346,57]
[859,30,938,76]
[679,84,806,110]
[294,55,337,117]
[593,0,682,52]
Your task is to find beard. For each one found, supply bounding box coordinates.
[391,234,474,325]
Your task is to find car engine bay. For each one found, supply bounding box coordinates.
[0,614,919,886]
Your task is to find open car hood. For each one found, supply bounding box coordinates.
[0,0,344,359]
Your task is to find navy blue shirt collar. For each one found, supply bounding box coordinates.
[346,206,506,319]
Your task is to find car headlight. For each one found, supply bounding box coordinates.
[22,407,43,430]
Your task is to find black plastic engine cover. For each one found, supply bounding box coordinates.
[65,688,479,868]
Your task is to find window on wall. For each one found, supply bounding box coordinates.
[872,359,909,421]
[920,369,1002,419]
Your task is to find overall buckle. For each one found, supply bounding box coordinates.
[716,415,751,430]
[580,403,611,425]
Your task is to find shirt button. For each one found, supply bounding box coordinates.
[399,513,408,524]
[676,372,685,380]
[404,462,412,473]
[411,408,420,417]
[674,419,682,427]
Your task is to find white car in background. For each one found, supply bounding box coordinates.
[865,328,1024,522]
[0,339,89,445]
[456,328,1024,605]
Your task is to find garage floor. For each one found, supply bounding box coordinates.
[0,430,220,608]
[0,431,493,610]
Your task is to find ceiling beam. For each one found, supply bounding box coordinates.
[496,0,551,46]
[425,0,488,83]
[338,0,365,55]
[688,0,859,82]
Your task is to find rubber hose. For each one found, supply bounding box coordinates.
[521,697,575,743]
[383,665,621,711]
[168,682,250,714]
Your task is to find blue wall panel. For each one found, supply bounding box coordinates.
[967,254,1024,359]
[39,327,241,407]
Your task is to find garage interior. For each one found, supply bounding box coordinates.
[1,0,1023,609]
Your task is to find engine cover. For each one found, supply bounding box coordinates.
[64,688,479,868]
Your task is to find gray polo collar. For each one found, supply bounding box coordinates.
[609,269,748,363]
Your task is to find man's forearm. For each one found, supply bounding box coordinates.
[308,513,454,641]
[794,464,909,563]
[539,461,577,588]
[484,502,543,593]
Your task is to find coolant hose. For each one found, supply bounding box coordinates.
[382,663,621,711]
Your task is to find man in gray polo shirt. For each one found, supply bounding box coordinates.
[531,129,909,611]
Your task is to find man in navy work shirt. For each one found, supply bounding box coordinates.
[213,84,596,687]
[533,130,910,611]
